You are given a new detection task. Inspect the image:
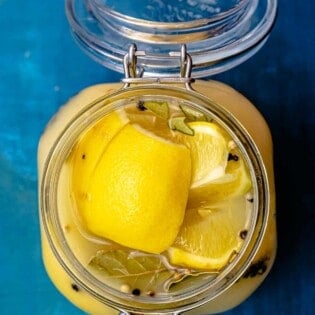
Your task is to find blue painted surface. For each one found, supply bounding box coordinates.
[0,1,314,314]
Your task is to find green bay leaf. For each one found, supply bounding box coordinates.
[168,117,194,135]
[179,105,207,122]
[88,249,216,294]
[143,101,170,119]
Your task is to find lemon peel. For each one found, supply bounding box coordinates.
[75,123,192,254]
[70,109,129,196]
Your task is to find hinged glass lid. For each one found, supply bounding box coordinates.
[66,0,277,77]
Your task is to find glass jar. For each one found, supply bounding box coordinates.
[38,1,277,314]
[65,0,277,77]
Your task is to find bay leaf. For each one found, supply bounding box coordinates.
[89,249,175,293]
[143,101,170,120]
[89,249,217,294]
[179,105,207,122]
[168,117,194,135]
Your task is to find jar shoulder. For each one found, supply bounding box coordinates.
[194,80,274,163]
[193,79,272,144]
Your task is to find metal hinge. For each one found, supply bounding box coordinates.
[122,44,194,90]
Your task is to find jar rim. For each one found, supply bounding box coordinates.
[90,0,250,31]
[92,0,248,24]
[40,85,270,313]
[65,0,277,77]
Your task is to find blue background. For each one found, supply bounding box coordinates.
[0,1,314,314]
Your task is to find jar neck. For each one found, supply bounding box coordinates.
[65,0,277,77]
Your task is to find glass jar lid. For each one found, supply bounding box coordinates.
[65,0,277,77]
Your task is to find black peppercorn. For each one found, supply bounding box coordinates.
[137,101,147,111]
[132,288,141,296]
[243,257,268,278]
[228,153,239,161]
[239,230,248,239]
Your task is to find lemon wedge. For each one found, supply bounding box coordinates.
[175,121,229,188]
[75,123,192,254]
[167,122,252,271]
[188,148,252,207]
[168,196,249,270]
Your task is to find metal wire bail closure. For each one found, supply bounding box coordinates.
[122,44,195,90]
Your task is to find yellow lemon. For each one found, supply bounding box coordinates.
[75,123,192,254]
[168,196,249,270]
[188,148,252,207]
[175,121,229,188]
[69,109,128,196]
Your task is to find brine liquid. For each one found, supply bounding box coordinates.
[57,98,254,299]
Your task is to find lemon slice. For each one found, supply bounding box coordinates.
[168,196,249,270]
[75,123,192,254]
[70,109,128,195]
[188,148,252,207]
[175,121,229,188]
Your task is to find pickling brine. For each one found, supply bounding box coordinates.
[38,80,276,314]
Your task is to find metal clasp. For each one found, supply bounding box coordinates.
[122,44,194,90]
